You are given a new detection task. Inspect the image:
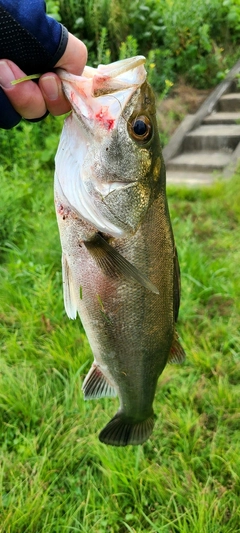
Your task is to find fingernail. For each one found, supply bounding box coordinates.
[0,60,15,88]
[41,76,59,100]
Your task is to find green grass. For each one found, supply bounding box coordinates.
[0,117,239,532]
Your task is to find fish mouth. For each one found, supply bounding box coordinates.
[56,56,147,132]
[57,56,146,95]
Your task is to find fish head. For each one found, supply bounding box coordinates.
[55,56,164,238]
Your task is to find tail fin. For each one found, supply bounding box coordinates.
[99,412,155,447]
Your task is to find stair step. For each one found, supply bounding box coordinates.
[183,124,240,151]
[167,150,231,172]
[218,93,240,112]
[166,170,215,186]
[203,111,240,124]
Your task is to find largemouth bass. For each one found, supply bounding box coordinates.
[54,56,185,447]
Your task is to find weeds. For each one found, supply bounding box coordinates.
[0,116,239,531]
[53,0,240,91]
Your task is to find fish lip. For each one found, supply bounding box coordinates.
[56,56,146,83]
[95,55,146,78]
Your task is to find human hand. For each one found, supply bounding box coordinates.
[0,32,87,120]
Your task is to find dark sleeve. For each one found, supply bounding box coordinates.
[0,0,68,129]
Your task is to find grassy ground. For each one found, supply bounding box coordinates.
[0,117,239,533]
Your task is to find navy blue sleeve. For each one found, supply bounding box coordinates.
[0,0,68,129]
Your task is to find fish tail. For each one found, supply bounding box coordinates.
[99,411,155,447]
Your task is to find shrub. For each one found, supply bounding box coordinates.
[50,0,240,91]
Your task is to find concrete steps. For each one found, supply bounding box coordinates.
[183,124,240,151]
[203,111,240,124]
[218,93,240,112]
[165,83,240,186]
[168,150,231,172]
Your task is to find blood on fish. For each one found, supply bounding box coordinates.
[92,75,110,94]
[95,75,109,84]
[56,202,70,220]
[56,203,65,215]
[95,107,115,130]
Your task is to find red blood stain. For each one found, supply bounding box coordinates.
[56,203,70,220]
[57,203,64,215]
[95,107,115,130]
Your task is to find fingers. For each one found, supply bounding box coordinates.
[0,60,47,119]
[0,33,87,121]
[55,32,88,75]
[39,73,71,116]
[39,33,87,116]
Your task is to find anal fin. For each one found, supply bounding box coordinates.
[168,330,186,364]
[82,364,117,400]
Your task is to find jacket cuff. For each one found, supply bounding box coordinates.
[51,25,68,67]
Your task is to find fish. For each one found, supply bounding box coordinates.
[54,56,185,447]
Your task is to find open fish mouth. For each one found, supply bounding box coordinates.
[57,55,146,92]
[56,56,147,130]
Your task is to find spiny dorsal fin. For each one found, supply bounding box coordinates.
[82,363,117,400]
[168,330,186,364]
[84,233,159,294]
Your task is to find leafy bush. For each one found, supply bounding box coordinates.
[50,0,240,91]
[0,117,63,261]
[46,0,61,21]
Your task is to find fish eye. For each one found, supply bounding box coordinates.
[129,115,152,142]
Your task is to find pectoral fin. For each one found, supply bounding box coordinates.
[168,330,186,364]
[62,254,78,319]
[84,233,159,294]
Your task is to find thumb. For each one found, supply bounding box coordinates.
[55,32,87,75]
